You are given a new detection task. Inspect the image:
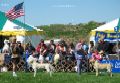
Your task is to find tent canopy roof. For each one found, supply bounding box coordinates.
[93,18,120,32]
[0,11,44,36]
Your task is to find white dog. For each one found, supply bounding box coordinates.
[27,55,54,77]
[94,60,112,77]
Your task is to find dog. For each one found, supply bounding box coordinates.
[27,57,54,77]
[94,60,112,77]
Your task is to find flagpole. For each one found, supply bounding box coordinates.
[23,0,26,50]
[23,0,26,30]
[23,0,28,72]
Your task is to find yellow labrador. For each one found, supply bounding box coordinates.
[94,60,112,77]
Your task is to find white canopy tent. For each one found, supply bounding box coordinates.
[90,18,120,44]
[95,18,119,31]
[0,11,44,48]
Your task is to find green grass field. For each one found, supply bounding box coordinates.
[0,72,120,83]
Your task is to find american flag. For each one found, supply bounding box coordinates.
[6,2,24,20]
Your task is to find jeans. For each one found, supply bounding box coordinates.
[77,59,82,75]
[25,51,29,72]
[75,51,82,75]
[46,53,54,63]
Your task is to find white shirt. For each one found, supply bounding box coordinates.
[27,55,37,64]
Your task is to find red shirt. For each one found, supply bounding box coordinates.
[36,43,47,54]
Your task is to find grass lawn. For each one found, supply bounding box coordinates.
[0,72,120,83]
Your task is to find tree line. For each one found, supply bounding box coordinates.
[37,21,105,43]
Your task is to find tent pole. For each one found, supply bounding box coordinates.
[117,31,119,60]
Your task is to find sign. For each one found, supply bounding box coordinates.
[95,31,106,42]
[102,60,120,73]
[13,26,22,29]
[95,31,120,42]
[114,26,119,32]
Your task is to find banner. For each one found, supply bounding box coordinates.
[102,60,120,73]
[95,31,120,42]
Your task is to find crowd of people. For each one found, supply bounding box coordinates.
[0,37,119,76]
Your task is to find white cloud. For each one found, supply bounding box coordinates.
[52,4,76,8]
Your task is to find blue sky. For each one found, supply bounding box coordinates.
[0,0,120,26]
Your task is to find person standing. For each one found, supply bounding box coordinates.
[46,40,56,63]
[25,42,35,72]
[10,38,20,77]
[75,39,84,75]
